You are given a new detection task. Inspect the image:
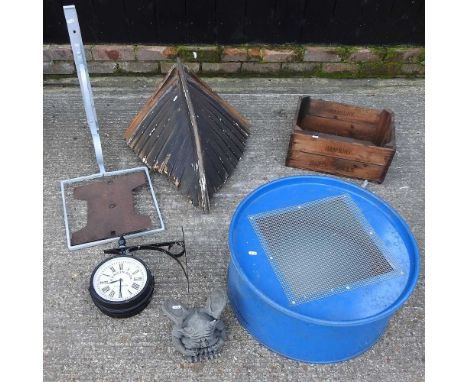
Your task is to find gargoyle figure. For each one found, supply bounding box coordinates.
[162,289,227,362]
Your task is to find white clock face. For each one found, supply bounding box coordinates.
[92,257,148,302]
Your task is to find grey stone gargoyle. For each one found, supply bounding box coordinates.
[162,289,227,362]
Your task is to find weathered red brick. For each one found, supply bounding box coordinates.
[160,62,200,74]
[43,45,51,62]
[92,45,135,61]
[241,62,281,73]
[322,63,358,73]
[84,46,93,61]
[87,62,118,74]
[392,48,423,63]
[247,48,262,62]
[43,62,75,75]
[401,63,425,75]
[202,62,241,73]
[282,63,320,73]
[136,46,176,61]
[45,45,73,60]
[304,47,340,62]
[360,62,400,76]
[44,44,92,61]
[222,47,248,62]
[262,49,296,63]
[119,62,160,73]
[349,48,379,62]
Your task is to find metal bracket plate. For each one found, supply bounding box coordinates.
[71,172,152,245]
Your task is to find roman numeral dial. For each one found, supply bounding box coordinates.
[92,256,149,302]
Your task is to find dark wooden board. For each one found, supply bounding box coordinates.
[43,0,424,44]
[88,0,129,43]
[121,0,159,43]
[214,0,247,43]
[154,0,187,43]
[263,0,306,43]
[185,0,217,43]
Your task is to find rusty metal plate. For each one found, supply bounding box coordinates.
[71,172,152,245]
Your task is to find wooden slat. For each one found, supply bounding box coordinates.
[89,0,129,42]
[299,114,379,142]
[121,0,159,43]
[289,132,394,166]
[375,110,393,146]
[305,99,382,125]
[125,68,177,141]
[330,0,365,44]
[156,0,187,43]
[244,0,276,43]
[389,0,425,44]
[185,0,217,43]
[300,0,335,43]
[269,0,306,42]
[286,151,386,183]
[44,0,68,43]
[358,0,395,44]
[215,0,247,43]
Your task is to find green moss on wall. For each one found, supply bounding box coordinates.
[359,61,402,77]
[336,46,358,61]
[177,46,221,62]
[291,46,305,62]
[419,47,425,64]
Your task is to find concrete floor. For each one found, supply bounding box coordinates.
[43,76,424,381]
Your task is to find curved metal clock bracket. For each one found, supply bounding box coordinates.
[104,227,190,292]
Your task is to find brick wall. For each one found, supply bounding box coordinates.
[43,45,424,77]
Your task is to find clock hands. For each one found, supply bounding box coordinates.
[119,279,122,298]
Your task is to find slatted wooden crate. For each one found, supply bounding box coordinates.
[286,97,396,183]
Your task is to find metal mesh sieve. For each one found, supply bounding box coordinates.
[249,195,400,305]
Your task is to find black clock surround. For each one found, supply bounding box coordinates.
[89,255,155,318]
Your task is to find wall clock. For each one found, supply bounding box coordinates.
[89,232,188,318]
[89,254,154,318]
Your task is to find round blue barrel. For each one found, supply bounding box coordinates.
[227,176,419,363]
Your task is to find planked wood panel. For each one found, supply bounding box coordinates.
[121,0,159,43]
[153,0,186,43]
[44,0,424,44]
[215,0,247,43]
[185,0,217,43]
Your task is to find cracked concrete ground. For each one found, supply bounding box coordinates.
[43,76,424,381]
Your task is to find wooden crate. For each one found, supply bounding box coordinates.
[286,97,396,183]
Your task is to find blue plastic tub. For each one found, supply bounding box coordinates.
[227,176,419,363]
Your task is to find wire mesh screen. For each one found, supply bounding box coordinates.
[249,195,400,305]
